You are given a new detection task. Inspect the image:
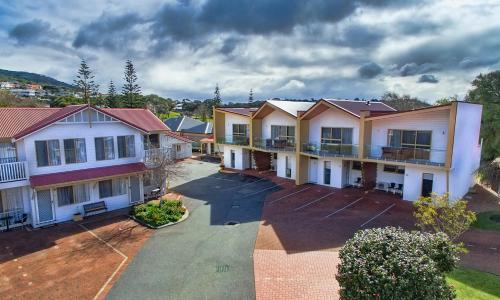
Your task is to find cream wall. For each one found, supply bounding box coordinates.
[277,153,296,179]
[308,109,360,145]
[261,110,296,140]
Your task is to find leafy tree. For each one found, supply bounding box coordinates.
[0,89,41,107]
[50,95,85,107]
[414,193,476,242]
[122,60,143,108]
[74,59,99,104]
[466,71,500,161]
[107,80,120,108]
[434,96,456,106]
[337,227,459,300]
[143,94,175,115]
[249,88,254,103]
[380,92,430,110]
[194,103,209,121]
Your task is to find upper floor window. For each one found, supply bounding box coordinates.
[57,184,89,207]
[271,125,295,141]
[143,134,160,150]
[388,130,432,149]
[64,138,87,164]
[35,140,61,167]
[117,135,135,158]
[232,124,248,136]
[95,137,115,161]
[321,127,353,145]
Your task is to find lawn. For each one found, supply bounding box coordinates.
[447,267,500,300]
[471,211,500,231]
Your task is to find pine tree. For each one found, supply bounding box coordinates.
[122,60,142,108]
[249,88,254,103]
[107,80,120,108]
[213,83,222,106]
[74,59,99,105]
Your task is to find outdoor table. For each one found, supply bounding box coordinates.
[0,215,13,231]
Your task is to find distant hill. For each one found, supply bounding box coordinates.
[0,68,74,89]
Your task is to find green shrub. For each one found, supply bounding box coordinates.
[337,227,460,300]
[132,200,185,227]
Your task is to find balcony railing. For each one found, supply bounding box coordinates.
[216,135,250,146]
[253,137,296,152]
[364,145,446,166]
[144,147,173,166]
[0,208,26,230]
[302,143,359,158]
[0,161,28,184]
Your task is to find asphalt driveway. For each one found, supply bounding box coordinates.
[107,160,285,300]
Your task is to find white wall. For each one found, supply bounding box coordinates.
[376,164,405,185]
[308,108,360,145]
[277,153,296,179]
[309,157,343,188]
[403,166,447,201]
[223,145,245,170]
[449,102,483,201]
[225,114,250,137]
[22,121,144,176]
[261,110,296,140]
[370,110,450,164]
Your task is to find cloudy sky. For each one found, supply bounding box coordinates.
[1,0,499,103]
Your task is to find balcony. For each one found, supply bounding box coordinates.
[253,137,296,152]
[0,161,28,184]
[301,143,359,158]
[216,135,250,146]
[144,147,173,167]
[364,145,446,166]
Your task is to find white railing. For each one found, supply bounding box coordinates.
[0,208,26,230]
[0,161,28,183]
[144,147,174,166]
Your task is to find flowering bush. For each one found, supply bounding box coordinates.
[337,227,459,300]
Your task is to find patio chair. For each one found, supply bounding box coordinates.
[388,182,396,193]
[395,184,403,196]
[14,213,28,230]
[375,182,388,192]
[353,177,362,188]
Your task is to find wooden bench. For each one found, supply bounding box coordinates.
[83,201,107,217]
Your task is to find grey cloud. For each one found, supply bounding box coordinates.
[399,62,442,76]
[397,19,444,35]
[334,24,385,48]
[8,19,60,45]
[418,74,438,83]
[358,62,383,78]
[73,13,144,51]
[459,57,499,69]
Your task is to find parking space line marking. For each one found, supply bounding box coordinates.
[359,203,396,228]
[209,176,240,182]
[269,187,312,204]
[221,177,266,191]
[79,223,128,300]
[322,197,364,219]
[294,192,336,211]
[243,182,288,197]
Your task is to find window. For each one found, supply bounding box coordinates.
[57,184,89,207]
[95,137,115,160]
[285,156,292,178]
[271,125,295,145]
[64,138,87,164]
[35,140,61,167]
[321,127,353,145]
[117,135,135,158]
[176,144,182,152]
[98,178,127,198]
[324,161,331,185]
[383,164,405,174]
[143,134,160,150]
[352,161,362,170]
[388,130,432,149]
[232,124,248,136]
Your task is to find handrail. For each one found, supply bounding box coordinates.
[0,161,28,183]
[253,137,296,152]
[364,145,446,166]
[301,143,359,157]
[216,135,250,146]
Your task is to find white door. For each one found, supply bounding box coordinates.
[309,158,318,183]
[129,175,142,204]
[342,160,351,187]
[36,190,54,223]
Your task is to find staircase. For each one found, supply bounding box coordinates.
[252,150,272,171]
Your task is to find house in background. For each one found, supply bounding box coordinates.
[214,99,483,202]
[0,104,191,231]
[164,115,213,155]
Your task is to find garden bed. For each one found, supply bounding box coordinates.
[471,211,500,231]
[131,199,189,229]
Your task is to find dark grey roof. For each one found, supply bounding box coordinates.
[164,116,213,134]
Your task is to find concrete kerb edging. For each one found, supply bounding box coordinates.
[130,206,190,229]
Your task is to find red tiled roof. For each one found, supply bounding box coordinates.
[164,131,194,143]
[30,162,147,188]
[14,105,88,139]
[216,107,257,116]
[324,99,396,117]
[101,108,169,132]
[0,107,62,139]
